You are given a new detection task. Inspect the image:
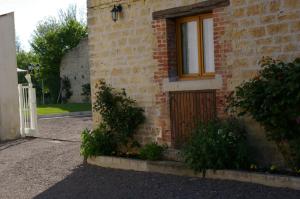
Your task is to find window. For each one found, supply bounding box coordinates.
[176,14,215,79]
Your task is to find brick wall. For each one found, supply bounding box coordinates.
[213,7,232,119]
[152,19,171,145]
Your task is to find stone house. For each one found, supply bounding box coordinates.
[60,38,90,103]
[87,0,300,164]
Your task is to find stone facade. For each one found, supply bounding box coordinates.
[87,0,300,165]
[60,38,90,103]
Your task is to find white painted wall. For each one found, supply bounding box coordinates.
[0,12,20,141]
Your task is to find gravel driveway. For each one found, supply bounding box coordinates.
[36,116,93,141]
[0,116,299,199]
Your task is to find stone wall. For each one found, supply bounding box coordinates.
[221,0,300,166]
[88,0,208,145]
[88,0,300,165]
[224,0,300,90]
[0,12,20,141]
[60,38,90,103]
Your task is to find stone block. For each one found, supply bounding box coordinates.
[291,21,300,32]
[233,8,245,17]
[267,24,288,35]
[284,0,300,9]
[249,27,266,37]
[247,4,264,16]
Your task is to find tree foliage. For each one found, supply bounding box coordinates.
[16,50,39,84]
[17,51,39,70]
[31,5,87,102]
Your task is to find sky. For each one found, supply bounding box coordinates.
[0,0,87,51]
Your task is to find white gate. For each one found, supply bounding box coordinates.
[18,80,38,137]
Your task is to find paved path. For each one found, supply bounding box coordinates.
[0,116,300,199]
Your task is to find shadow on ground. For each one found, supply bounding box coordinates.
[33,165,300,199]
[0,138,35,151]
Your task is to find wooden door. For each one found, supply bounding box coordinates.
[170,90,216,148]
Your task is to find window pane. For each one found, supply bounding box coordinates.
[203,18,215,73]
[181,21,199,74]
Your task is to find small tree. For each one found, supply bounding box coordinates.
[31,5,87,102]
[227,57,300,169]
[93,81,145,145]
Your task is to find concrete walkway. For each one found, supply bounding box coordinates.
[0,116,299,199]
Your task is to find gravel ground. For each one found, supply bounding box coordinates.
[0,116,300,199]
[36,116,93,141]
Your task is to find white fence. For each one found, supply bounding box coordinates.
[18,83,38,137]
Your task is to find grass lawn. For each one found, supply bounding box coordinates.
[37,103,92,115]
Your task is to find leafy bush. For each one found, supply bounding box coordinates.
[81,81,145,157]
[61,76,73,103]
[81,83,91,102]
[139,143,165,161]
[227,57,300,169]
[80,125,117,158]
[182,119,250,175]
[93,81,145,145]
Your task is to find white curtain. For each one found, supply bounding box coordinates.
[181,21,199,74]
[203,18,215,73]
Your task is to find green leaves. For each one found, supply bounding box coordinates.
[182,119,250,175]
[139,143,165,161]
[93,81,145,150]
[80,126,117,158]
[227,57,300,168]
[17,51,39,84]
[61,76,73,103]
[81,83,91,102]
[30,6,87,102]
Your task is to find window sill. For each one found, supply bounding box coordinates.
[162,74,222,92]
[178,75,215,81]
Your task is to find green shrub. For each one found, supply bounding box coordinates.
[81,80,145,157]
[93,81,145,145]
[80,125,117,158]
[139,143,165,161]
[61,76,73,103]
[81,83,91,102]
[227,57,300,169]
[182,119,250,175]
